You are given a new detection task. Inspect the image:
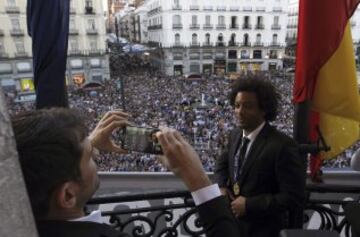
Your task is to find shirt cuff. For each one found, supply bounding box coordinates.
[191,183,222,206]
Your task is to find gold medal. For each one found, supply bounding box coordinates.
[233,183,240,196]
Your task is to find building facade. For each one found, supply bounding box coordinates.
[0,0,109,100]
[121,0,288,76]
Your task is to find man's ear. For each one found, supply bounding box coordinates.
[54,181,78,209]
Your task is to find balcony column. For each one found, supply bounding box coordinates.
[0,87,38,237]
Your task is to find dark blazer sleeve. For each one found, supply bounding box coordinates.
[215,129,237,187]
[197,196,242,237]
[245,138,306,217]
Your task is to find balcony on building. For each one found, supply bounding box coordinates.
[172,5,182,10]
[270,41,281,47]
[85,6,95,14]
[253,41,264,47]
[255,24,265,30]
[189,5,199,10]
[0,52,9,59]
[173,43,184,48]
[69,28,79,35]
[15,51,29,58]
[172,24,183,29]
[189,53,200,60]
[271,24,281,30]
[5,5,20,14]
[216,24,226,30]
[202,42,213,47]
[190,42,200,48]
[240,42,251,47]
[88,49,104,55]
[202,53,213,60]
[10,29,24,37]
[203,24,213,30]
[228,41,238,47]
[148,25,162,30]
[242,24,252,30]
[229,7,240,12]
[173,54,183,60]
[70,8,76,14]
[229,24,239,30]
[68,49,82,56]
[86,28,98,35]
[216,42,226,47]
[203,6,213,11]
[189,24,200,30]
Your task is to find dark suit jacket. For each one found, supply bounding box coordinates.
[36,196,241,237]
[215,123,306,237]
[344,202,360,237]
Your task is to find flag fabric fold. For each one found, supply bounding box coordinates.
[294,0,360,175]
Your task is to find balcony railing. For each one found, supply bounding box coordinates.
[10,29,24,36]
[269,42,281,47]
[172,5,182,10]
[255,24,265,30]
[172,43,185,48]
[216,42,226,47]
[15,51,29,58]
[148,25,162,30]
[216,24,226,30]
[88,49,105,55]
[202,42,213,47]
[271,24,281,30]
[5,6,20,13]
[203,54,213,59]
[86,184,359,237]
[229,24,239,29]
[189,42,200,48]
[228,41,238,47]
[68,49,82,56]
[242,24,252,29]
[69,28,79,35]
[189,5,200,10]
[240,42,251,47]
[189,24,200,30]
[253,42,264,47]
[172,24,183,29]
[203,24,213,29]
[85,6,95,14]
[86,28,98,35]
[173,55,183,60]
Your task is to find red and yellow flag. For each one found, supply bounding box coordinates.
[294,0,360,175]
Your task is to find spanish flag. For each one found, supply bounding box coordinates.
[294,0,360,176]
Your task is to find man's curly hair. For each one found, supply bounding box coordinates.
[229,75,281,122]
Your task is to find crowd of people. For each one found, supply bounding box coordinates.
[4,54,359,171]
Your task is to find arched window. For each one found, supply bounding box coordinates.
[205,33,210,44]
[175,33,180,45]
[243,33,249,46]
[192,33,198,44]
[272,34,278,43]
[173,15,181,25]
[256,33,261,43]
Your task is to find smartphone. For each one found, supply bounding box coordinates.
[121,126,163,155]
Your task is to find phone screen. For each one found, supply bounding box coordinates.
[122,126,163,154]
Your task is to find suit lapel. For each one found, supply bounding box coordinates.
[239,123,271,187]
[229,128,242,182]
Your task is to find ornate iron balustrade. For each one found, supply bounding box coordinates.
[87,184,360,237]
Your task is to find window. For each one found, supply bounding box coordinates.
[272,34,278,43]
[85,0,93,8]
[231,16,237,28]
[241,50,250,59]
[173,15,181,24]
[273,16,279,25]
[253,50,262,59]
[70,39,78,51]
[228,50,237,59]
[243,34,249,45]
[256,34,261,43]
[90,39,97,50]
[7,0,16,6]
[192,33,198,44]
[205,33,210,44]
[11,18,20,30]
[192,15,197,25]
[218,16,225,25]
[15,39,25,53]
[70,18,76,29]
[205,15,211,24]
[270,50,278,59]
[257,16,263,25]
[88,19,96,29]
[175,33,180,44]
[244,16,250,25]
